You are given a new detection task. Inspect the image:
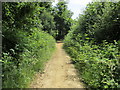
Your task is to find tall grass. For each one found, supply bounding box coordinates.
[2,30,56,88]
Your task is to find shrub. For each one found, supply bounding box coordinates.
[64,39,120,88]
[2,29,56,88]
[63,1,120,88]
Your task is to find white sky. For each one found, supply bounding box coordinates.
[52,0,93,19]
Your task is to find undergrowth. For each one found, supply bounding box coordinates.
[63,1,120,88]
[2,29,56,88]
[63,35,120,88]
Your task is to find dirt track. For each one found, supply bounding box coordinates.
[30,42,85,88]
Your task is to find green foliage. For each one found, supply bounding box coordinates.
[2,29,55,88]
[2,2,56,88]
[64,38,120,88]
[63,1,120,89]
[40,10,58,38]
[53,1,73,40]
[72,1,120,43]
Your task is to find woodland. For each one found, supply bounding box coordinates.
[2,1,120,88]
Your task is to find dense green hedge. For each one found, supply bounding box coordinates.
[2,29,55,88]
[2,2,56,88]
[63,1,120,89]
[64,36,120,88]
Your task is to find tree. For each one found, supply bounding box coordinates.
[39,10,57,38]
[53,1,73,40]
[72,1,120,43]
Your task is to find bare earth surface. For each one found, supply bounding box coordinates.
[30,42,85,88]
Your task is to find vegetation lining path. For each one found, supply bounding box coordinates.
[30,42,85,88]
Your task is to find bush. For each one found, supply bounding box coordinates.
[64,38,120,88]
[2,29,56,88]
[2,2,56,88]
[63,1,120,88]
